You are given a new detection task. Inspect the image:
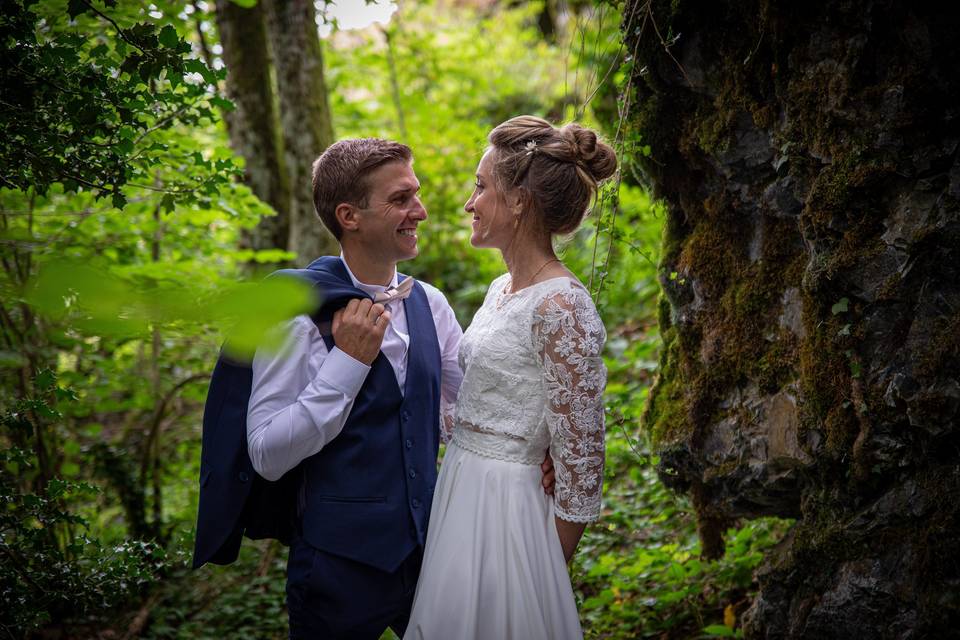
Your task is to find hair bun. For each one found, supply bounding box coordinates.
[561,123,617,183]
[487,115,618,236]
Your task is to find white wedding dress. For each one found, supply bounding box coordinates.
[404,274,607,640]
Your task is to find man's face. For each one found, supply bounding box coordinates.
[352,161,427,265]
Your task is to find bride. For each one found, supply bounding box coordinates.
[404,115,616,639]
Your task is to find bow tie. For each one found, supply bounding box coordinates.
[373,277,414,304]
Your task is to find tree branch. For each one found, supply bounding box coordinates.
[79,0,147,54]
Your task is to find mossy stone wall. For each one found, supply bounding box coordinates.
[623,0,960,636]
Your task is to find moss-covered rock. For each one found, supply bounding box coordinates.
[623,0,960,635]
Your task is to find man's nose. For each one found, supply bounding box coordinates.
[410,196,427,220]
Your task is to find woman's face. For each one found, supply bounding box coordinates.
[464,148,517,249]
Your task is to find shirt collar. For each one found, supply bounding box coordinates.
[339,253,398,296]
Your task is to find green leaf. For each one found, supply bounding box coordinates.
[209,96,236,112]
[659,589,688,604]
[35,369,57,391]
[703,624,736,637]
[128,22,158,48]
[158,25,179,49]
[185,59,217,85]
[67,0,88,18]
[214,277,319,360]
[831,297,849,315]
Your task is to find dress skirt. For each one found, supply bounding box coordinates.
[403,441,584,640]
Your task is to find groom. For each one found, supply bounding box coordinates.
[246,139,463,639]
[195,138,555,639]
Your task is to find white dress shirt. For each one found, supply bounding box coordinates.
[247,257,463,481]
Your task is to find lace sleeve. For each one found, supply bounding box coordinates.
[532,285,607,523]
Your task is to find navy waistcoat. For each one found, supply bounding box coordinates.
[192,256,441,573]
[301,258,441,573]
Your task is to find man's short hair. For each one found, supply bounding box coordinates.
[311,138,413,239]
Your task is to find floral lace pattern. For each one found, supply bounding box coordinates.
[532,285,607,522]
[453,273,607,522]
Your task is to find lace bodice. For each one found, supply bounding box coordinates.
[449,273,607,523]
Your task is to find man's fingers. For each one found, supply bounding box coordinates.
[541,452,554,472]
[374,309,392,333]
[331,297,389,366]
[356,298,373,315]
[541,451,556,495]
[542,467,556,488]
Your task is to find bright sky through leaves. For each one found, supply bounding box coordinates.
[318,0,398,37]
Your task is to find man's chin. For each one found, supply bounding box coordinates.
[396,246,419,262]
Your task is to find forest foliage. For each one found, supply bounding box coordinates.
[1,1,788,638]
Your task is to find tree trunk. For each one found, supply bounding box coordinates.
[623,0,960,637]
[536,0,557,42]
[264,0,337,265]
[214,0,290,253]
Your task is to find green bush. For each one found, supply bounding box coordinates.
[0,375,171,637]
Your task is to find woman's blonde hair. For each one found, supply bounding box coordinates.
[488,115,617,235]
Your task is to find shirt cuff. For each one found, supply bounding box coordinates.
[316,347,371,397]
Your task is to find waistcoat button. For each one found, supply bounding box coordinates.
[408,468,417,479]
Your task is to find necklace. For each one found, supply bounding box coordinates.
[510,258,560,294]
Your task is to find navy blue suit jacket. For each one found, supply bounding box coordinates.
[193,258,387,569]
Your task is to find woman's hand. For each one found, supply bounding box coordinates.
[554,518,588,564]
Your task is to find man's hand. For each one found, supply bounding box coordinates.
[332,299,391,365]
[541,451,555,496]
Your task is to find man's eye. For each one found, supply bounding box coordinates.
[474,182,483,190]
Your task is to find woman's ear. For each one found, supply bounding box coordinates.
[335,203,360,233]
[507,188,526,215]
